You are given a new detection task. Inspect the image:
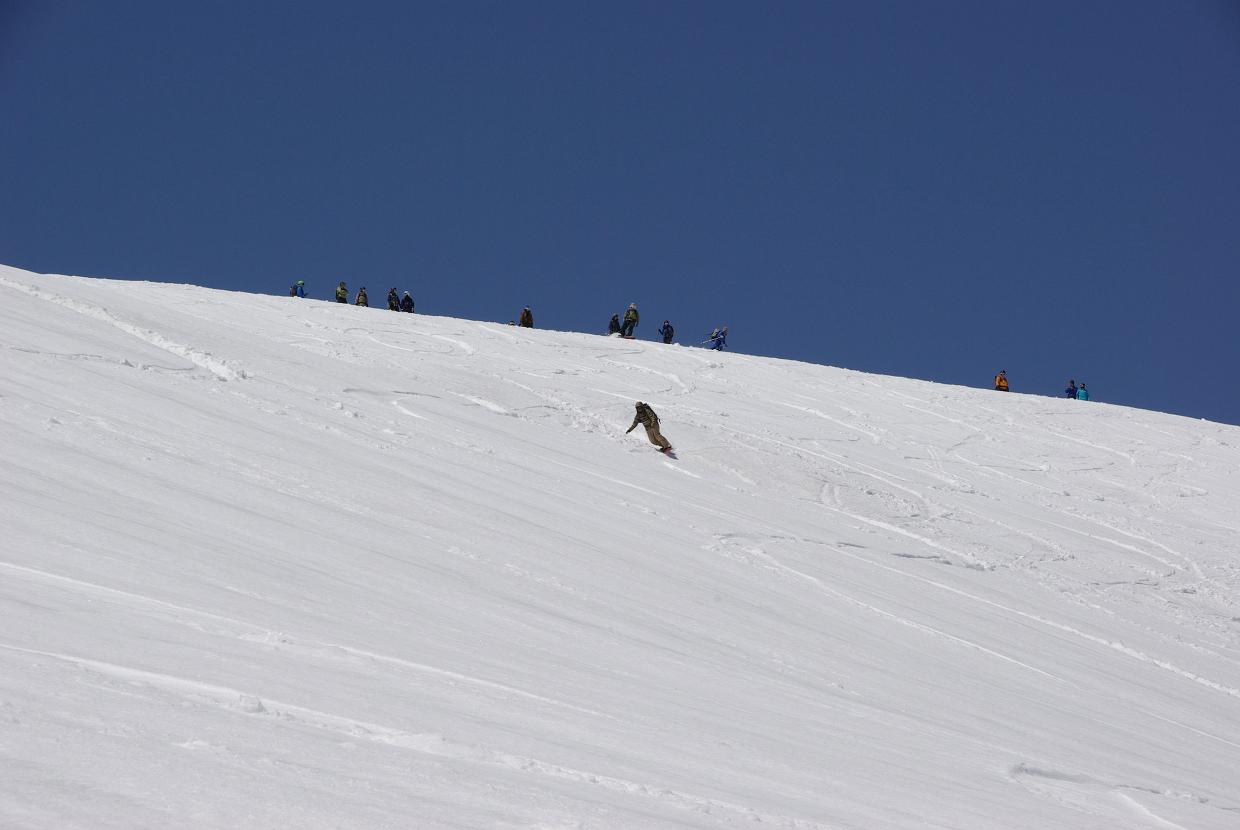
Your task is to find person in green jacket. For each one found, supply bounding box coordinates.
[621,303,639,337]
[335,281,348,303]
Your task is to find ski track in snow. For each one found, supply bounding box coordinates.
[0,274,247,381]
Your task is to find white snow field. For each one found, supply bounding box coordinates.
[1,263,1238,830]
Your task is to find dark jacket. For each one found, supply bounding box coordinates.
[400,294,414,313]
[608,315,622,334]
[658,322,674,343]
[519,308,534,327]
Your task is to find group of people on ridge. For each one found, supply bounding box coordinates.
[291,285,722,351]
[994,370,1091,400]
[291,280,415,312]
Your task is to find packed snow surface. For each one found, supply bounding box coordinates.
[2,263,1239,830]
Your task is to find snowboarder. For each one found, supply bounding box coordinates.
[387,288,400,311]
[400,292,415,313]
[708,326,728,350]
[626,401,672,453]
[621,303,639,337]
[354,287,368,307]
[1065,379,1078,398]
[1076,383,1090,401]
[335,281,348,303]
[658,320,674,344]
[290,279,306,298]
[519,306,534,328]
[994,370,1009,391]
[608,314,622,335]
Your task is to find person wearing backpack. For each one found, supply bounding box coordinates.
[621,303,639,337]
[335,281,348,303]
[1065,380,1077,398]
[290,279,306,298]
[608,314,622,335]
[626,401,673,453]
[354,286,368,307]
[658,320,674,344]
[400,292,415,313]
[1076,383,1090,401]
[994,370,1009,391]
[387,288,400,310]
[519,306,534,327]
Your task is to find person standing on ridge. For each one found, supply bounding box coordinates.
[1065,379,1078,398]
[708,326,728,350]
[621,303,639,337]
[290,279,306,298]
[335,281,348,303]
[400,291,415,313]
[626,401,673,453]
[354,286,368,307]
[519,306,534,327]
[608,313,622,335]
[1076,383,1090,401]
[387,288,400,310]
[658,320,675,344]
[994,370,1009,391]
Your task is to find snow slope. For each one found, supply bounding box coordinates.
[2,263,1238,830]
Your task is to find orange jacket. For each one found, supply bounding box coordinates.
[994,374,1009,391]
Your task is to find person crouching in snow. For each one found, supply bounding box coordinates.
[626,401,672,453]
[994,370,1009,391]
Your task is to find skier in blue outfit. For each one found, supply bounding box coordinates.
[1076,383,1090,401]
[290,280,306,298]
[1065,380,1077,398]
[708,326,728,350]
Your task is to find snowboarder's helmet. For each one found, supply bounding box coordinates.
[629,303,636,308]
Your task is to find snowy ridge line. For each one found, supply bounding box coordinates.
[825,544,1240,701]
[0,643,833,829]
[0,274,247,381]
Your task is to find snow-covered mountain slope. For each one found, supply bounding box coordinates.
[2,263,1238,830]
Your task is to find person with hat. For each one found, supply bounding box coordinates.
[658,320,675,344]
[400,291,415,313]
[621,303,639,337]
[335,281,348,303]
[626,401,673,453]
[519,306,534,327]
[290,279,306,298]
[1076,382,1090,401]
[1065,379,1078,398]
[387,287,400,310]
[354,286,368,306]
[994,370,1009,391]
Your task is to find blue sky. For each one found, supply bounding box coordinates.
[3,1,1237,423]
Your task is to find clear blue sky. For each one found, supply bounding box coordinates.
[3,1,1237,423]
